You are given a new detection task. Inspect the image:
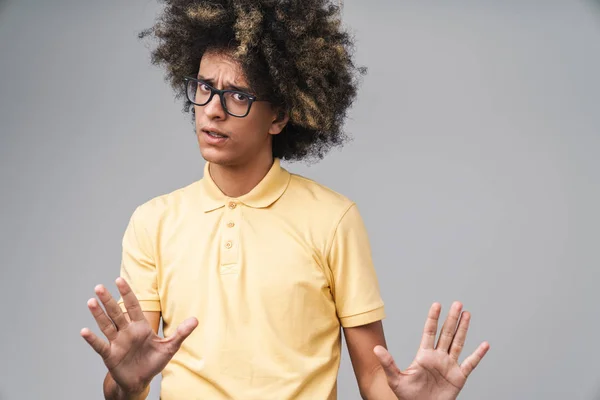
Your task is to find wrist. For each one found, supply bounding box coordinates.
[361,367,398,400]
[104,373,149,400]
[117,385,148,400]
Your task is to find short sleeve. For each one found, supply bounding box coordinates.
[327,203,385,328]
[116,206,161,313]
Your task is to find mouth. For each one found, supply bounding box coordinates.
[203,131,228,139]
[201,127,230,145]
[202,129,229,139]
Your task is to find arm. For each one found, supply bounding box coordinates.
[102,311,161,400]
[344,321,397,400]
[326,203,391,397]
[83,207,197,399]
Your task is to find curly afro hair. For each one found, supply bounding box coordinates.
[140,0,365,162]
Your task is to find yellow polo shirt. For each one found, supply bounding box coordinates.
[117,158,385,400]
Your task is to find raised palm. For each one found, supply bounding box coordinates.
[374,302,490,400]
[80,278,198,395]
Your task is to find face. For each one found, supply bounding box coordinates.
[193,50,288,167]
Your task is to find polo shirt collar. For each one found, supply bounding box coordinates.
[200,158,291,212]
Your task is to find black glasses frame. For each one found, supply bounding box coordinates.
[184,76,258,118]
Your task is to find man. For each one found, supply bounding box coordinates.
[80,1,490,399]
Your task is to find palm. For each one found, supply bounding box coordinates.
[81,278,197,394]
[374,302,490,400]
[394,349,466,399]
[103,319,168,388]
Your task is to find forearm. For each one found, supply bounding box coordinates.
[103,372,150,400]
[361,366,398,400]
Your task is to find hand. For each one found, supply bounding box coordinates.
[80,278,198,395]
[373,302,489,400]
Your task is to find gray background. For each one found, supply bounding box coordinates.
[1,0,599,399]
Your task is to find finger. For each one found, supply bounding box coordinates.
[449,311,471,361]
[95,284,129,331]
[435,301,463,352]
[420,302,442,350]
[87,298,118,341]
[460,341,490,377]
[80,327,110,359]
[116,277,145,323]
[164,317,199,353]
[373,345,401,391]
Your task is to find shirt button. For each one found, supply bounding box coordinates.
[227,222,235,228]
[225,241,233,249]
[228,202,237,209]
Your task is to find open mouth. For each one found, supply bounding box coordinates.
[205,131,228,139]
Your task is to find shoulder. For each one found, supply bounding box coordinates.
[129,180,202,225]
[280,171,361,237]
[287,172,354,212]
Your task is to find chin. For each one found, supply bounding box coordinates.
[199,146,238,167]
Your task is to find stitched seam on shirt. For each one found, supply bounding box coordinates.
[324,201,356,258]
[324,201,356,297]
[132,205,160,296]
[338,303,385,320]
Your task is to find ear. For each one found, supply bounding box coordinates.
[268,109,290,136]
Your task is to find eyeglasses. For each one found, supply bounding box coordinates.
[184,76,258,118]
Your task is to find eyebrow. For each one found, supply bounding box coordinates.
[197,75,253,94]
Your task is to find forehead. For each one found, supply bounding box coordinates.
[198,51,248,85]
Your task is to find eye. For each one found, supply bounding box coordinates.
[233,92,249,102]
[198,83,211,92]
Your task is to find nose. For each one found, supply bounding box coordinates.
[203,92,226,120]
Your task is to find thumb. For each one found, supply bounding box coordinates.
[373,345,402,383]
[166,317,198,351]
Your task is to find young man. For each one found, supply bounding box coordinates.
[80,1,490,399]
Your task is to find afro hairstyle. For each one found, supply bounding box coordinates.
[140,0,365,161]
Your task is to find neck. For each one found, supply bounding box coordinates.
[208,155,275,198]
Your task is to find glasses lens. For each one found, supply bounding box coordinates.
[187,80,211,105]
[223,91,251,117]
[186,79,252,117]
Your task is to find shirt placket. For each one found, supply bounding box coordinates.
[220,199,241,274]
